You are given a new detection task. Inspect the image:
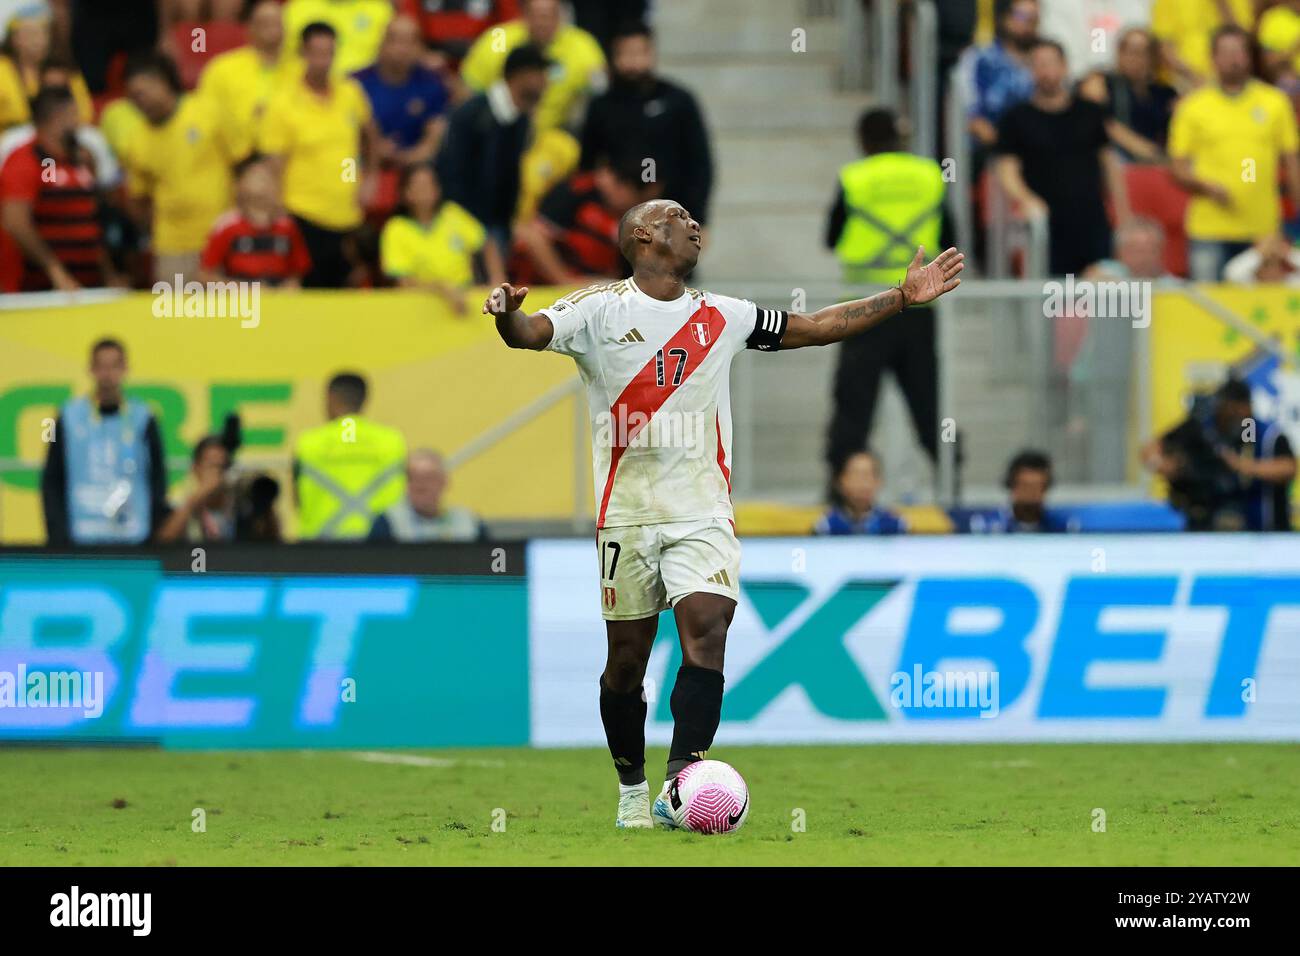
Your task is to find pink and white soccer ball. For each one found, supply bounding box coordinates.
[669,760,750,833]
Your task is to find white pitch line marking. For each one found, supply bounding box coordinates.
[351,751,507,769]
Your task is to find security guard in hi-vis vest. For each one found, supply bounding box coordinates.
[824,107,945,472]
[293,372,407,540]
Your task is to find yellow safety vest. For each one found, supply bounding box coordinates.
[835,152,946,287]
[294,415,407,540]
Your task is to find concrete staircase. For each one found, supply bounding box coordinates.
[655,0,866,284]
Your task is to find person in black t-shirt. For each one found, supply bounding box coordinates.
[995,39,1130,276]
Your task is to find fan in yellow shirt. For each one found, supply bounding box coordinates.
[1151,0,1254,89]
[281,0,393,77]
[1169,26,1300,280]
[196,0,299,162]
[460,0,605,132]
[259,20,378,287]
[0,8,92,131]
[516,127,580,223]
[123,56,238,278]
[380,164,504,314]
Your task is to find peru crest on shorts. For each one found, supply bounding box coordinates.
[689,322,711,346]
[602,586,617,609]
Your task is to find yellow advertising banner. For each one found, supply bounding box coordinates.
[0,289,592,544]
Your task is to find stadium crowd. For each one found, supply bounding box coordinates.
[954,0,1300,283]
[0,0,708,304]
[8,0,1300,291]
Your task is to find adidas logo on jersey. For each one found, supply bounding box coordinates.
[705,569,732,587]
[617,328,645,344]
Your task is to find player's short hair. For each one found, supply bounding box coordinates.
[123,52,183,93]
[301,20,337,45]
[29,85,75,125]
[617,201,657,263]
[857,108,900,154]
[1216,378,1252,406]
[90,338,126,362]
[1005,449,1053,488]
[504,44,550,78]
[327,372,368,411]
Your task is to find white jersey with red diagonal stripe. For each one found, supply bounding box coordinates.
[541,278,784,529]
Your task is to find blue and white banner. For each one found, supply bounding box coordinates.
[528,536,1300,745]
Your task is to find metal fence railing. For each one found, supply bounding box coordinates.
[713,279,1151,508]
[908,0,939,160]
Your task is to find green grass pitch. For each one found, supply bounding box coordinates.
[1,743,1295,866]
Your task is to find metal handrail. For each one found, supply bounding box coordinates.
[1024,212,1049,279]
[987,165,1012,278]
[445,375,588,531]
[838,0,869,90]
[985,166,1051,279]
[944,61,977,272]
[909,0,939,159]
[871,0,899,104]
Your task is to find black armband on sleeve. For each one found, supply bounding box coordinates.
[746,308,788,351]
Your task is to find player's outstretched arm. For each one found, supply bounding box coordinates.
[483,282,554,350]
[780,246,964,349]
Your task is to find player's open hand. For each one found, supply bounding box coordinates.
[901,247,964,306]
[483,283,530,315]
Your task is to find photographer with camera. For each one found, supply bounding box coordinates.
[1143,379,1296,531]
[156,414,283,544]
[157,435,235,543]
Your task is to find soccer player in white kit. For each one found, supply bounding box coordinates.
[485,199,964,829]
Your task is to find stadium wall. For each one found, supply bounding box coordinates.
[0,536,1296,747]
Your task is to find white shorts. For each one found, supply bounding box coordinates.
[595,518,742,621]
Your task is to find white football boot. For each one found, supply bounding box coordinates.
[616,781,653,829]
[651,779,680,829]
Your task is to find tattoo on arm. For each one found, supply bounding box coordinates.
[824,289,903,340]
[831,305,863,333]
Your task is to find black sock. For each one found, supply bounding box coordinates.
[666,665,724,781]
[599,677,647,785]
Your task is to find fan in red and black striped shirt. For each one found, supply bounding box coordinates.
[515,160,659,284]
[0,87,117,293]
[199,156,312,287]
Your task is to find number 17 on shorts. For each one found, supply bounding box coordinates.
[596,520,741,621]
